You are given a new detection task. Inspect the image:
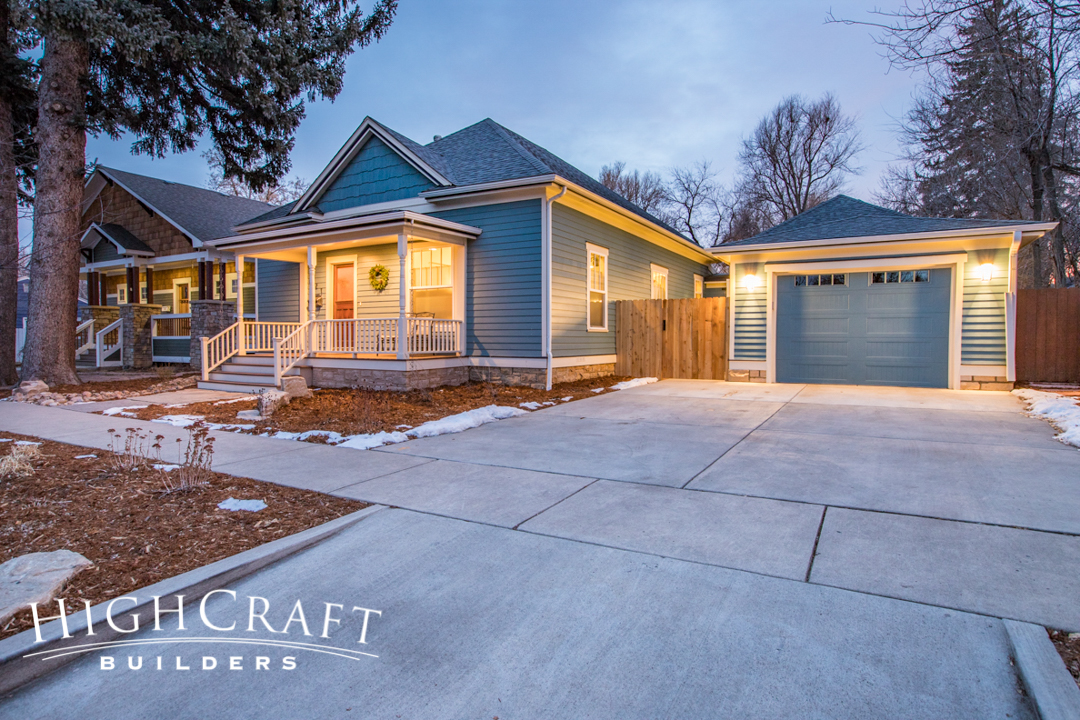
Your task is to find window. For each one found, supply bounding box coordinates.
[650,264,668,299]
[793,274,846,287]
[410,246,453,319]
[586,243,608,331]
[694,274,704,299]
[871,269,929,284]
[117,283,127,304]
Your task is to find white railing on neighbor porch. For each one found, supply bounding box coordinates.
[151,313,191,363]
[75,319,95,357]
[95,319,123,368]
[201,323,239,380]
[272,324,310,386]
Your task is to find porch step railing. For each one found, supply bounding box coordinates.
[273,324,311,386]
[201,322,239,381]
[95,319,123,368]
[75,319,95,357]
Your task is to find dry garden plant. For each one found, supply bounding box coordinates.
[161,423,216,495]
[0,444,41,479]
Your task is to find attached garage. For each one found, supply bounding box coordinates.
[775,269,951,388]
[713,196,1057,390]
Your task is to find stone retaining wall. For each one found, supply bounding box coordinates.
[553,363,615,384]
[312,366,470,391]
[961,375,1015,391]
[726,368,767,383]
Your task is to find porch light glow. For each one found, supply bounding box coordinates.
[979,263,994,283]
[743,273,760,291]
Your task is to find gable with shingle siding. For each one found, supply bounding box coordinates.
[317,136,436,213]
[82,183,192,257]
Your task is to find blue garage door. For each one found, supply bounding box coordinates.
[776,269,951,388]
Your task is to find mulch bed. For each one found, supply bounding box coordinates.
[1049,629,1080,687]
[0,371,198,400]
[113,377,634,438]
[0,432,364,642]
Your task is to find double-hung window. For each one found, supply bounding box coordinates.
[586,243,608,331]
[410,246,453,319]
[651,264,668,300]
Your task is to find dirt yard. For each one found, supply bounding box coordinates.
[111,377,634,438]
[1049,628,1080,687]
[0,432,364,641]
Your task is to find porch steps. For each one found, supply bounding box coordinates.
[197,354,297,394]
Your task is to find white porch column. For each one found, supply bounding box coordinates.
[397,233,408,360]
[307,246,317,323]
[236,254,246,355]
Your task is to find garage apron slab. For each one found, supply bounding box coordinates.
[0,510,1034,720]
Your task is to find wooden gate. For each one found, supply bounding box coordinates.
[615,298,727,379]
[1016,288,1080,383]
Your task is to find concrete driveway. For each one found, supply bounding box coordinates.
[364,380,1080,630]
[1,383,1077,718]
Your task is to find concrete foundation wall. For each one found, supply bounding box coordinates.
[961,375,1015,391]
[727,369,768,383]
[312,365,470,391]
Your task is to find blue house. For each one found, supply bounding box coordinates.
[201,117,715,391]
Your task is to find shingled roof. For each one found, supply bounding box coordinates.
[725,195,1036,247]
[97,167,276,242]
[94,223,155,255]
[237,118,686,239]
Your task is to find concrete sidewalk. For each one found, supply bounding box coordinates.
[0,510,1037,720]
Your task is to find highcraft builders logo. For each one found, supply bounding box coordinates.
[24,590,382,671]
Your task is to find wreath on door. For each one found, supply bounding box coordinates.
[369,264,390,292]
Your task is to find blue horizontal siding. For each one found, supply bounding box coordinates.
[551,204,711,357]
[256,260,300,323]
[153,338,190,358]
[962,248,1008,365]
[317,136,435,213]
[432,200,543,357]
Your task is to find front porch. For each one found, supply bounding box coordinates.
[199,211,479,391]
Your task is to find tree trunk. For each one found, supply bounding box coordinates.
[20,36,87,385]
[1041,162,1068,287]
[1028,155,1048,288]
[0,1,19,386]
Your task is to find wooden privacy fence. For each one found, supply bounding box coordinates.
[615,297,727,379]
[1016,288,1080,383]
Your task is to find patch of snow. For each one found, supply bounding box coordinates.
[14,440,40,446]
[236,409,263,421]
[590,388,606,393]
[0,438,10,442]
[407,404,526,439]
[337,431,409,450]
[519,401,542,410]
[102,405,144,417]
[560,396,573,402]
[74,454,97,460]
[542,401,555,406]
[213,397,255,405]
[610,377,659,391]
[395,424,412,430]
[163,403,189,408]
[218,497,267,512]
[153,463,180,472]
[152,415,204,428]
[1013,389,1080,448]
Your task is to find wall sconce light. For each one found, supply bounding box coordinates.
[743,273,760,291]
[979,263,994,283]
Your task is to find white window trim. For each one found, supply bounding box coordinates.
[693,273,704,299]
[326,255,358,320]
[586,242,609,332]
[409,245,454,290]
[650,263,669,300]
[116,283,128,305]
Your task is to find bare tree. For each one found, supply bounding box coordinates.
[203,149,308,206]
[664,161,725,247]
[831,0,1080,286]
[736,93,863,225]
[599,161,669,216]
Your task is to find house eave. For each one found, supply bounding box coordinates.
[84,168,203,247]
[710,222,1059,259]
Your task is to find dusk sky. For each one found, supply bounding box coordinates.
[24,0,928,245]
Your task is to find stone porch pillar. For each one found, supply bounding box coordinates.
[190,299,237,370]
[120,303,162,369]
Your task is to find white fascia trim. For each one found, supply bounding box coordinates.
[92,169,203,247]
[209,210,482,249]
[765,254,968,274]
[421,175,558,199]
[712,224,1058,257]
[293,118,452,213]
[551,355,617,368]
[80,224,154,257]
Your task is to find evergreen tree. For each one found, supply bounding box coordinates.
[19,0,397,385]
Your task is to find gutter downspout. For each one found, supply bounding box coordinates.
[544,184,567,391]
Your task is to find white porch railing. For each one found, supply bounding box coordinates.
[273,324,310,386]
[406,317,461,355]
[76,319,95,357]
[151,313,191,363]
[95,319,123,368]
[311,318,398,354]
[243,321,302,353]
[201,322,239,381]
